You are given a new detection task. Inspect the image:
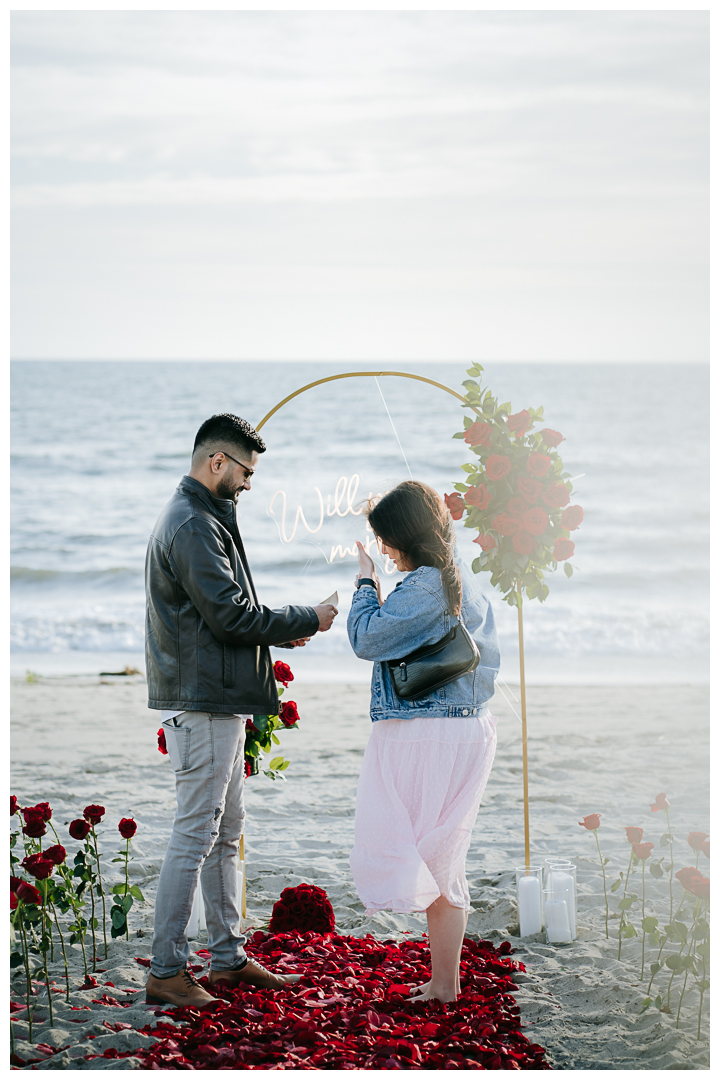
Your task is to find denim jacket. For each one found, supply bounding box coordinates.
[347,558,500,722]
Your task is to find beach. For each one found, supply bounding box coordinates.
[10,674,710,1070]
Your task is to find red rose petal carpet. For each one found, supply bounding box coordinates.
[95,932,550,1069]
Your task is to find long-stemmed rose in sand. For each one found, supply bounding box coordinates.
[579,815,609,938]
[244,662,299,780]
[651,793,675,920]
[110,818,144,941]
[632,841,655,978]
[21,852,55,1027]
[83,805,108,959]
[68,817,98,966]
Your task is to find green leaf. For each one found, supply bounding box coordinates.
[129,885,145,902]
[112,883,129,895]
[564,562,573,578]
[271,733,281,745]
[639,997,652,1014]
[648,861,664,879]
[111,908,126,929]
[610,878,623,893]
[654,995,663,1010]
[121,895,133,914]
[641,917,658,933]
[647,933,660,949]
[110,857,126,863]
[472,557,483,574]
[454,483,469,492]
[268,756,285,770]
[10,951,24,968]
[665,954,683,970]
[622,924,637,939]
[452,431,465,439]
[618,898,635,911]
[695,942,710,958]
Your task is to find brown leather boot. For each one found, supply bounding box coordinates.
[145,967,218,1007]
[208,957,303,991]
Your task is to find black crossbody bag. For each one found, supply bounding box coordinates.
[387,618,481,700]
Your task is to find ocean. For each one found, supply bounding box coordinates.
[10,360,709,684]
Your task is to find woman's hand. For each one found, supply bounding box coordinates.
[355,542,383,604]
[356,541,377,580]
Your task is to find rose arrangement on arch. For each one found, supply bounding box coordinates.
[447,364,582,604]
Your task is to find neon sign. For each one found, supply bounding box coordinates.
[268,474,398,574]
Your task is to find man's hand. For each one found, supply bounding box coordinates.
[313,603,338,632]
[287,637,312,647]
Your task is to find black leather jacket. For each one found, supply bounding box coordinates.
[145,475,319,714]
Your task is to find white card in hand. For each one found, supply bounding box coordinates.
[320,591,339,607]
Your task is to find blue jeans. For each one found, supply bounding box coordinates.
[151,711,248,978]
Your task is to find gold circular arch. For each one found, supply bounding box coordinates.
[255,369,476,431]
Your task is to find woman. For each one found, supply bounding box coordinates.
[347,480,500,1003]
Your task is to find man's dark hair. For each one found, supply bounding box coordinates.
[193,413,266,461]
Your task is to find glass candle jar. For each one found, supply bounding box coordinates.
[547,862,577,939]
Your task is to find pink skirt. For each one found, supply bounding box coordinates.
[349,714,498,914]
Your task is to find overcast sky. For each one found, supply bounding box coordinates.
[10,10,708,362]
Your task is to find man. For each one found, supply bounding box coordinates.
[144,412,337,1007]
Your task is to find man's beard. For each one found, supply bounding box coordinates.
[216,475,241,503]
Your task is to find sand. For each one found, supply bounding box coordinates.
[10,675,710,1070]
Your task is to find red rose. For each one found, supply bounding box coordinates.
[490,512,520,537]
[118,818,137,840]
[22,853,55,880]
[83,805,105,826]
[157,728,168,755]
[473,533,497,550]
[506,410,532,438]
[522,507,549,536]
[632,841,654,861]
[11,796,20,816]
[464,484,491,510]
[464,421,493,447]
[69,818,91,841]
[273,661,294,687]
[625,827,643,844]
[444,493,465,520]
[542,482,570,508]
[517,476,543,504]
[526,453,551,478]
[22,810,47,839]
[553,539,575,561]
[675,866,702,890]
[506,496,529,516]
[689,875,710,900]
[484,455,512,482]
[687,831,708,851]
[11,876,24,893]
[579,814,601,831]
[701,840,710,859]
[44,845,67,866]
[269,883,335,934]
[35,802,53,822]
[650,793,669,812]
[23,803,51,824]
[560,505,583,531]
[16,881,42,906]
[244,759,252,778]
[540,428,565,448]
[280,700,300,727]
[512,531,536,555]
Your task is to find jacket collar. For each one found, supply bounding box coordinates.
[177,475,237,523]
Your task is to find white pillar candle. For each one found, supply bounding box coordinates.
[545,899,572,942]
[549,871,576,939]
[518,873,543,936]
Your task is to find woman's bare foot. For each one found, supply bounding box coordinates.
[409,981,457,1003]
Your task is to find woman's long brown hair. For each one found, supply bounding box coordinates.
[367,480,463,616]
